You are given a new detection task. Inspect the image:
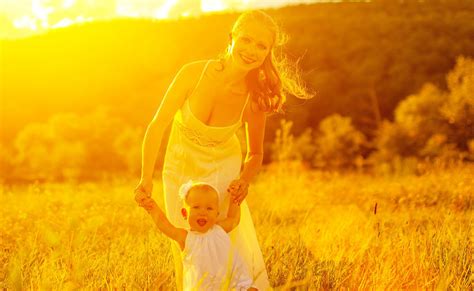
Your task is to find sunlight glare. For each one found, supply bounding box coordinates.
[201,0,227,12]
[32,0,54,28]
[63,0,76,9]
[13,16,38,30]
[51,17,74,28]
[154,0,179,19]
[116,3,140,17]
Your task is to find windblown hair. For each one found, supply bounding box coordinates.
[220,10,312,113]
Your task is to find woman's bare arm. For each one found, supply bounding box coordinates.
[240,105,266,183]
[228,104,266,204]
[140,64,199,183]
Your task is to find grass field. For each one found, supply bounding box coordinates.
[1,164,472,289]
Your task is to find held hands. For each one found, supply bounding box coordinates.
[227,178,249,205]
[139,197,158,212]
[134,180,153,207]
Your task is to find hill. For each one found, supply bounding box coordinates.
[1,1,474,142]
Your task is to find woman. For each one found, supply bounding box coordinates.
[134,10,311,290]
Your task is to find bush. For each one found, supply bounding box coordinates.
[12,109,142,182]
[395,83,447,149]
[312,114,367,169]
[373,56,474,163]
[440,56,474,150]
[371,121,416,162]
[0,144,15,182]
[270,119,316,165]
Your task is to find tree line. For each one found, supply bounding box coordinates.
[1,1,473,181]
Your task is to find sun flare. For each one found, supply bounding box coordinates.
[2,0,313,39]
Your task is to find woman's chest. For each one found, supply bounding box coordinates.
[188,85,249,126]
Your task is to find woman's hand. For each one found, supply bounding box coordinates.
[227,178,249,205]
[134,180,153,207]
[139,197,158,212]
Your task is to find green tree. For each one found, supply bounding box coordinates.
[373,56,474,162]
[441,56,474,150]
[313,114,366,169]
[394,83,447,152]
[13,109,139,181]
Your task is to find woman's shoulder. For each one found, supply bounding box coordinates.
[176,59,218,85]
[180,59,219,74]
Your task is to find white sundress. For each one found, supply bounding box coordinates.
[162,60,270,290]
[183,224,253,290]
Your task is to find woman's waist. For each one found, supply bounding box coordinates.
[171,119,240,148]
[162,138,242,176]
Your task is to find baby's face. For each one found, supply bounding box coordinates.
[183,187,219,233]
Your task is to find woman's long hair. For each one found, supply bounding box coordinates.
[219,10,313,114]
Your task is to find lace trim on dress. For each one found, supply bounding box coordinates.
[176,121,226,147]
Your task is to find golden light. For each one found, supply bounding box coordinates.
[51,17,74,29]
[63,0,76,9]
[154,0,180,19]
[3,0,312,39]
[201,0,227,13]
[13,16,38,30]
[32,0,54,28]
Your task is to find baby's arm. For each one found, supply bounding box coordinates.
[140,198,187,250]
[218,199,241,233]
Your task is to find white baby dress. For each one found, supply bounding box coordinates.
[182,225,253,290]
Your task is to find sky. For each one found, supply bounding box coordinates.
[0,0,323,39]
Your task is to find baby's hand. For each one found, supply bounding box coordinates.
[134,186,150,207]
[227,178,249,205]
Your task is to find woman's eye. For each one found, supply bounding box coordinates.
[257,44,267,50]
[193,206,198,209]
[207,207,213,211]
[241,37,250,43]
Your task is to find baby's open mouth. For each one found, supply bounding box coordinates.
[197,219,207,226]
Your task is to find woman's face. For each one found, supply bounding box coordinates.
[183,188,219,233]
[230,22,273,71]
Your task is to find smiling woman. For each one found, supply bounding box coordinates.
[134,9,311,291]
[220,10,312,113]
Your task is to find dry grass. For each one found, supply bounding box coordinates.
[1,164,472,290]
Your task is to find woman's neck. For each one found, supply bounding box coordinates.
[220,57,248,86]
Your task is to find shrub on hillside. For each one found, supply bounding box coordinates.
[12,109,142,181]
[312,114,367,169]
[440,56,474,151]
[270,119,316,165]
[373,56,474,163]
[0,144,15,182]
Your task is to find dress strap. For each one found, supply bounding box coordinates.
[238,92,251,121]
[187,60,212,102]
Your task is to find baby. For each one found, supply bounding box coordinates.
[139,180,257,291]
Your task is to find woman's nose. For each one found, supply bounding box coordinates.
[243,45,257,57]
[248,46,258,57]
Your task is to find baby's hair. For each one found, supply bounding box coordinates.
[178,180,219,204]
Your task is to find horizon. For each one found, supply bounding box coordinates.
[0,0,324,40]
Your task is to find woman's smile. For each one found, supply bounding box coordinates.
[240,53,257,64]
